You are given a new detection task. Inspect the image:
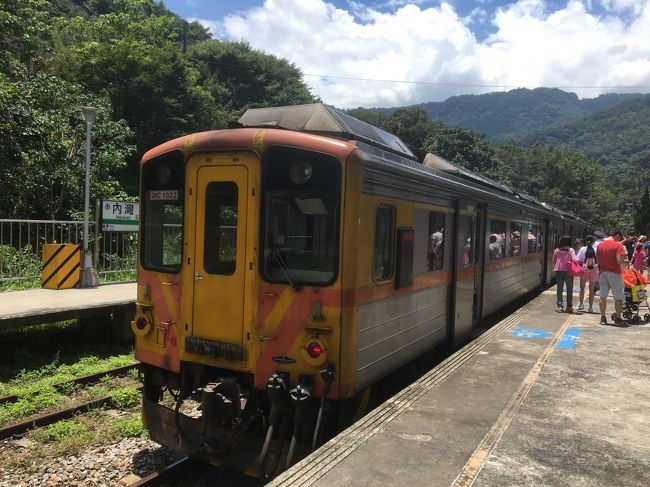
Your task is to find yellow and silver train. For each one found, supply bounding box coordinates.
[132,104,588,473]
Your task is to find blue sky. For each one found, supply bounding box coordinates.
[161,1,650,107]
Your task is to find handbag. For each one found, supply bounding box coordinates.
[567,260,583,277]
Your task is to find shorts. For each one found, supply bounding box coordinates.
[581,269,599,285]
[598,271,624,301]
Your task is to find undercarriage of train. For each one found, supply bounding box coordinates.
[141,362,337,479]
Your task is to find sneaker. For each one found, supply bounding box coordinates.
[557,304,564,312]
[565,307,574,314]
[577,304,585,311]
[613,318,630,327]
[588,306,594,313]
[600,316,608,325]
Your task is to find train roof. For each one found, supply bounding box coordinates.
[238,103,416,161]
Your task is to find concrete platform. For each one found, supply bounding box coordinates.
[0,282,136,331]
[272,288,650,487]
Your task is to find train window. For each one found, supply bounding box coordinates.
[374,205,395,280]
[509,222,523,257]
[141,151,184,272]
[488,220,506,260]
[528,223,540,253]
[203,182,238,275]
[261,147,340,286]
[428,212,445,271]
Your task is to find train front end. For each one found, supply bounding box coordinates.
[133,126,351,473]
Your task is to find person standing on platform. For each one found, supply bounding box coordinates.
[632,243,646,273]
[553,235,577,313]
[576,235,598,313]
[596,229,629,326]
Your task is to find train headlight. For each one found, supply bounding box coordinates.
[300,336,328,366]
[131,311,153,337]
[289,161,312,184]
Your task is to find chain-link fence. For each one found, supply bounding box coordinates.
[0,219,137,283]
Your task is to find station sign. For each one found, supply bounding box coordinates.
[102,200,140,232]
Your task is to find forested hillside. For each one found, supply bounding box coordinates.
[0,0,315,219]
[523,94,650,194]
[417,88,636,144]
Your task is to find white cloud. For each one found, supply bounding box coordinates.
[214,0,650,107]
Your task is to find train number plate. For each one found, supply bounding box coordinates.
[185,336,245,361]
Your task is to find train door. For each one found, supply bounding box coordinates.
[191,164,249,351]
[453,202,482,344]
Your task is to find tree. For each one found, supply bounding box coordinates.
[189,40,316,114]
[424,126,511,184]
[0,71,135,219]
[378,107,440,161]
[634,187,650,235]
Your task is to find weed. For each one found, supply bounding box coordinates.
[0,388,63,427]
[99,374,112,384]
[108,387,141,409]
[127,367,141,382]
[0,350,135,396]
[113,417,147,438]
[33,419,90,443]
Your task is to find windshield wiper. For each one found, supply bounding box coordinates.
[271,247,302,292]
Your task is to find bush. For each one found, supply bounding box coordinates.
[42,419,88,442]
[113,417,146,438]
[108,387,141,409]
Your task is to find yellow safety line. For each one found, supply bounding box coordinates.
[451,314,574,487]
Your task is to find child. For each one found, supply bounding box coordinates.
[632,243,646,273]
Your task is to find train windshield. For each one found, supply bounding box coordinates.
[262,147,340,286]
[141,151,184,273]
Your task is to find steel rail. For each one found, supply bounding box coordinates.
[126,457,192,487]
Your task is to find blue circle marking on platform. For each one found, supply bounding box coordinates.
[510,328,554,339]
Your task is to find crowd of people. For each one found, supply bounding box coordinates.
[553,230,649,327]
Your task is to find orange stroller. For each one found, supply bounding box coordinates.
[619,269,650,324]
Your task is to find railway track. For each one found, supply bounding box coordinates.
[0,363,141,440]
[126,457,192,487]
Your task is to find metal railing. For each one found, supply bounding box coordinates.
[0,219,137,283]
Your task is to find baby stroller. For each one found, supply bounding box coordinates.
[619,268,650,324]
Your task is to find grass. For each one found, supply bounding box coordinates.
[0,319,82,339]
[112,416,147,438]
[0,273,135,292]
[108,387,142,410]
[2,410,151,470]
[0,348,137,427]
[34,419,92,443]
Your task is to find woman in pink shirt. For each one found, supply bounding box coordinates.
[552,235,578,312]
[632,243,646,273]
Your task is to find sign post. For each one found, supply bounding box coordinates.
[80,106,99,288]
[102,200,140,232]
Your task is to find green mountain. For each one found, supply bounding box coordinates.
[416,88,637,143]
[522,94,650,175]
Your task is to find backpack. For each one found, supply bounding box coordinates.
[584,244,597,271]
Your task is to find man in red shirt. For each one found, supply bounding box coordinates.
[596,229,629,326]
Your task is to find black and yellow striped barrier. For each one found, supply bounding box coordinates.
[41,244,81,290]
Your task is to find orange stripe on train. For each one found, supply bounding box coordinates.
[255,287,340,389]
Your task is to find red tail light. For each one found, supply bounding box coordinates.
[307,342,322,358]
